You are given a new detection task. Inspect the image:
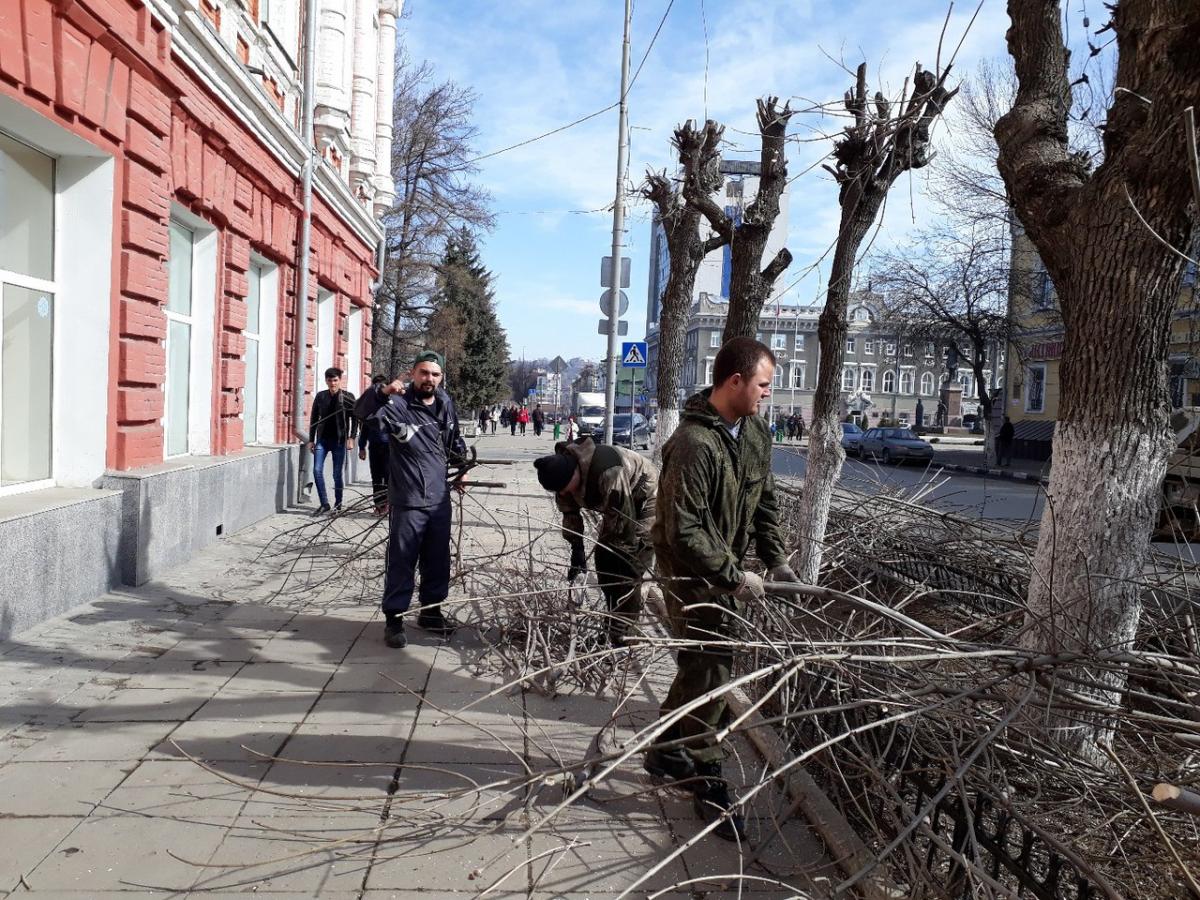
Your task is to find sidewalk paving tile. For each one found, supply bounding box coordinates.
[0,817,86,892]
[0,759,133,815]
[217,662,337,693]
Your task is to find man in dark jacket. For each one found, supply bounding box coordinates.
[997,416,1015,466]
[649,337,799,841]
[357,374,390,515]
[532,404,545,437]
[308,367,357,514]
[355,351,467,648]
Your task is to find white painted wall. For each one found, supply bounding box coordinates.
[346,306,363,394]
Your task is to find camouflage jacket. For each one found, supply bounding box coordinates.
[555,437,657,554]
[652,390,788,592]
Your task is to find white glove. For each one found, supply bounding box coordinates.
[733,571,766,603]
[767,564,801,584]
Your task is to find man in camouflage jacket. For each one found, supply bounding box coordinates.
[649,337,800,841]
[533,435,657,641]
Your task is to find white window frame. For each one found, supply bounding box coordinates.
[243,256,279,445]
[346,304,364,395]
[771,332,786,350]
[772,365,783,388]
[795,333,805,349]
[882,370,896,393]
[860,368,875,392]
[842,368,856,391]
[703,357,714,386]
[164,206,217,459]
[315,287,335,390]
[864,340,874,355]
[885,342,896,356]
[904,344,914,358]
[846,337,856,354]
[1025,363,1047,413]
[920,372,935,396]
[709,330,720,348]
[900,370,915,395]
[791,363,805,389]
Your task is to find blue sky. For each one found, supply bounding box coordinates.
[402,0,1014,361]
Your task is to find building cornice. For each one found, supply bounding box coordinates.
[152,2,384,247]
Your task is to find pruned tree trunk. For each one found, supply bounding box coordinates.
[995,0,1200,763]
[795,188,880,582]
[719,98,794,343]
[795,62,956,583]
[643,121,729,459]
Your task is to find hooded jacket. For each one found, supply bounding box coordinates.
[554,437,657,556]
[355,383,467,509]
[652,389,788,593]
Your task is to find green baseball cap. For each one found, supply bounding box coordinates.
[413,350,445,369]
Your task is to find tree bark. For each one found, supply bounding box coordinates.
[721,99,793,343]
[995,0,1200,761]
[794,186,883,583]
[795,61,955,583]
[644,122,728,459]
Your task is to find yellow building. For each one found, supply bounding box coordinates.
[1004,225,1199,459]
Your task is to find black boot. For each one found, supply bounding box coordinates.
[384,616,407,649]
[417,604,456,636]
[692,760,746,842]
[644,746,697,785]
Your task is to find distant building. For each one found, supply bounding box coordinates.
[1003,223,1200,459]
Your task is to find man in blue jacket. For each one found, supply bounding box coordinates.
[356,351,467,648]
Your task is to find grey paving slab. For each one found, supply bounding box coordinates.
[216,662,337,693]
[191,690,317,723]
[154,719,295,764]
[20,812,230,892]
[99,760,268,823]
[273,721,411,765]
[0,816,84,892]
[74,688,211,723]
[0,759,133,816]
[157,639,268,663]
[101,657,243,691]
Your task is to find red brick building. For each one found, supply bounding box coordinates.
[0,0,397,634]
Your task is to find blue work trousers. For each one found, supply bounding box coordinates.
[383,496,453,617]
[313,440,346,507]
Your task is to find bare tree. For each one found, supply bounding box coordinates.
[641,120,729,457]
[684,99,794,343]
[794,62,957,584]
[376,53,494,376]
[874,224,1013,463]
[994,0,1200,761]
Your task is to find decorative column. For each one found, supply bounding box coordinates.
[348,0,379,200]
[372,0,400,218]
[314,0,351,156]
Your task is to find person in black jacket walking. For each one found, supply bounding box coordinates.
[308,367,357,514]
[358,374,391,515]
[997,416,1015,466]
[356,350,467,648]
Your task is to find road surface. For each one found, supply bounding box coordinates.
[771,445,1047,525]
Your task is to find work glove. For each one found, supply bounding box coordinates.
[767,564,801,585]
[567,537,587,582]
[733,570,766,604]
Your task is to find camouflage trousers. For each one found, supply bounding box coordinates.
[658,575,739,764]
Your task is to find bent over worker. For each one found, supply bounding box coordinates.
[533,435,656,643]
[355,350,467,649]
[649,337,800,842]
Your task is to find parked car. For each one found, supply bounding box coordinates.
[859,427,935,464]
[840,422,865,455]
[608,413,651,450]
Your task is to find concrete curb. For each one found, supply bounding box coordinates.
[935,461,1049,487]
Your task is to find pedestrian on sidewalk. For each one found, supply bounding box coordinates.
[532,404,545,437]
[796,414,805,443]
[478,407,490,436]
[308,367,358,514]
[490,406,499,434]
[509,406,518,436]
[356,350,467,649]
[533,435,657,644]
[518,406,530,435]
[997,416,1015,466]
[565,415,578,441]
[358,374,391,515]
[648,337,799,842]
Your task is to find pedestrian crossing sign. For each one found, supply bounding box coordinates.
[621,341,647,368]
